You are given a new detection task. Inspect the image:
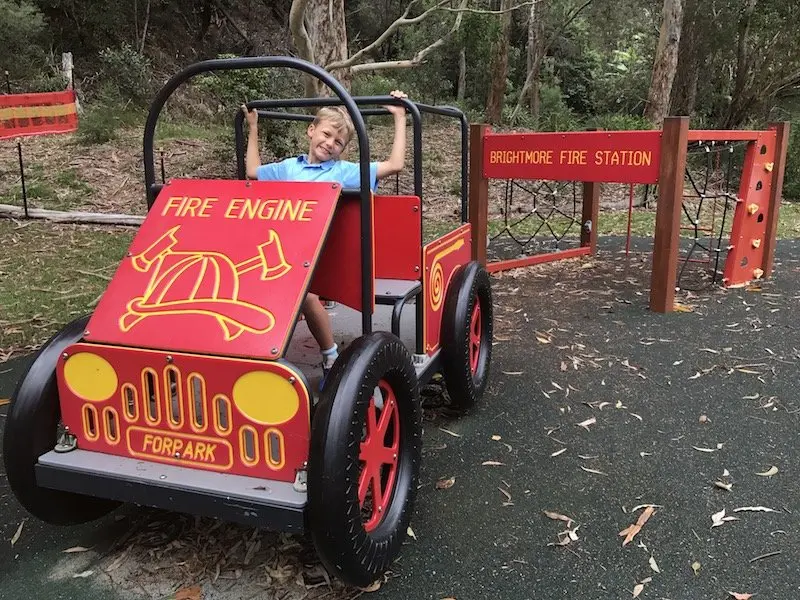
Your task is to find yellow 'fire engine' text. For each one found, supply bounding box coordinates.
[224,198,317,221]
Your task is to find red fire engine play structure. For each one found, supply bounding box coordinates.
[3,57,493,586]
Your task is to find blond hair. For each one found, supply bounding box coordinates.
[313,106,355,145]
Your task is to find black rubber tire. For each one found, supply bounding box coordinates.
[3,315,120,524]
[441,261,494,410]
[308,332,422,587]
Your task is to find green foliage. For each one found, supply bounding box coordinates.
[585,113,653,131]
[0,0,49,80]
[784,121,800,200]
[196,54,299,110]
[97,43,153,105]
[76,102,141,145]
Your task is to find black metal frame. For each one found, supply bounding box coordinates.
[35,460,305,532]
[142,56,374,335]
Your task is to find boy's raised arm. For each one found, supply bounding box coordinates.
[376,90,408,181]
[242,105,261,179]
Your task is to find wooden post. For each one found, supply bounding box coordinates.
[580,129,602,253]
[62,52,81,114]
[649,116,689,313]
[469,123,490,265]
[762,122,791,279]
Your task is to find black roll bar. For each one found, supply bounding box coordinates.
[142,56,374,335]
[233,97,469,223]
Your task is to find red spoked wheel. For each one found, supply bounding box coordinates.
[309,332,422,587]
[358,379,400,532]
[441,261,493,410]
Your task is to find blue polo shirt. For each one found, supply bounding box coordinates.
[256,155,378,190]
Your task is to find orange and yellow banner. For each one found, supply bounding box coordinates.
[0,90,78,139]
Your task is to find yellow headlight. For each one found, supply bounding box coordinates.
[232,371,300,425]
[63,352,118,402]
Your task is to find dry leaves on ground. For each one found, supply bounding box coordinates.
[619,506,655,546]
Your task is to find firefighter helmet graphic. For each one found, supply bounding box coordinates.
[120,226,291,340]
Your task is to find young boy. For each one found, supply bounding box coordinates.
[242,91,408,386]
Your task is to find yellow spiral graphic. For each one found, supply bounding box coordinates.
[430,261,444,311]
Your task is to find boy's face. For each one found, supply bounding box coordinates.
[306,119,349,163]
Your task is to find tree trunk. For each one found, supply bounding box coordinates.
[526,0,543,117]
[486,0,514,125]
[290,0,350,96]
[457,45,466,102]
[644,0,683,126]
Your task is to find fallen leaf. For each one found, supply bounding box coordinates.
[0,398,9,406]
[649,555,660,573]
[692,446,717,453]
[73,570,94,578]
[491,435,502,441]
[550,448,567,457]
[438,428,461,438]
[544,511,574,525]
[360,580,381,592]
[620,506,655,546]
[691,561,701,575]
[406,526,417,540]
[714,481,733,492]
[580,466,607,476]
[733,506,779,513]
[435,476,456,490]
[63,546,90,553]
[10,521,24,546]
[502,371,524,376]
[632,583,644,597]
[482,461,505,466]
[756,466,778,477]
[576,417,597,431]
[175,586,202,600]
[711,508,739,527]
[674,303,694,312]
[728,593,753,600]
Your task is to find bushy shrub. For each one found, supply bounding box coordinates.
[585,113,653,131]
[0,0,49,80]
[98,43,153,105]
[195,54,299,110]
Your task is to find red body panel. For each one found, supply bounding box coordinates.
[423,224,472,354]
[0,90,78,139]
[85,179,341,359]
[57,343,311,482]
[374,195,422,280]
[483,130,662,184]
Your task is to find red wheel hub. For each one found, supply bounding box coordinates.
[358,379,400,531]
[469,300,482,375]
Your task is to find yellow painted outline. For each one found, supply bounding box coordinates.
[82,404,99,441]
[187,373,208,433]
[422,224,472,354]
[121,384,139,422]
[264,428,285,470]
[126,426,234,471]
[141,368,161,426]
[102,407,121,445]
[163,366,184,429]
[213,394,232,436]
[239,425,259,467]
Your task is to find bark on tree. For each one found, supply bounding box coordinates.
[526,0,542,116]
[457,45,466,102]
[723,0,758,127]
[486,0,514,124]
[644,0,683,126]
[290,0,350,96]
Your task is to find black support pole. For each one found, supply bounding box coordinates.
[17,140,28,218]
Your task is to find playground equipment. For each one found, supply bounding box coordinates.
[468,119,791,311]
[2,56,493,586]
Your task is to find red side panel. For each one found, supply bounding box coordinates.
[57,344,311,482]
[85,179,340,359]
[0,90,78,139]
[423,224,472,354]
[723,131,778,286]
[375,195,422,280]
[310,193,375,312]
